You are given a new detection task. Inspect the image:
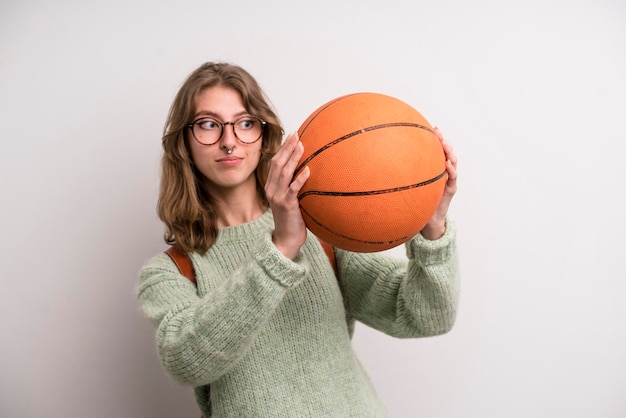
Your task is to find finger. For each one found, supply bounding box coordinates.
[269,133,298,170]
[433,126,444,141]
[283,139,305,179]
[444,145,457,182]
[278,132,300,160]
[436,133,457,190]
[267,133,299,184]
[446,159,457,184]
[268,137,305,199]
[289,165,310,194]
[442,140,457,170]
[443,154,458,197]
[434,126,456,170]
[275,134,303,178]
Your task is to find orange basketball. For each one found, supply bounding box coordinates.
[295,92,447,252]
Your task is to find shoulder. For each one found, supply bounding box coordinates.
[141,251,178,274]
[137,251,185,291]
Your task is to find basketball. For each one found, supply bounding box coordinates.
[295,92,447,252]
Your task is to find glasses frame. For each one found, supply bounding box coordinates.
[187,115,267,146]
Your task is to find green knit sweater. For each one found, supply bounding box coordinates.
[137,210,459,417]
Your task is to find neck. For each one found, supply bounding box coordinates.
[209,183,267,228]
[216,199,266,228]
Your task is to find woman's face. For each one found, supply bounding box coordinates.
[188,86,263,196]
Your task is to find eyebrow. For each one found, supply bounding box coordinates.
[193,110,250,120]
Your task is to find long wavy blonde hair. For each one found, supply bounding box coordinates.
[158,62,284,253]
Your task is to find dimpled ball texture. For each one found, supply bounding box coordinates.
[295,92,447,252]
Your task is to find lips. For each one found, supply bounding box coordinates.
[216,156,243,165]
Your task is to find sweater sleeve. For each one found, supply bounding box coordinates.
[336,218,459,338]
[136,231,309,387]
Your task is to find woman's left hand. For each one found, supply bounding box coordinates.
[420,127,458,240]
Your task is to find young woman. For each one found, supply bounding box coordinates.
[137,62,459,417]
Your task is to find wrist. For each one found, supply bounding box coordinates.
[271,233,301,260]
[420,219,446,240]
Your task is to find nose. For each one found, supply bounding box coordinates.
[219,122,237,149]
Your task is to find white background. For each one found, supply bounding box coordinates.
[1,0,624,417]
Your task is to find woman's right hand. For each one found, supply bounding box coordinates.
[265,132,310,259]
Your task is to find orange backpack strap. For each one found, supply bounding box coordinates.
[165,246,196,284]
[316,237,337,276]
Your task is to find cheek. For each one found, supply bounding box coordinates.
[189,146,202,167]
[187,138,199,163]
[188,144,217,178]
[251,146,262,162]
[250,147,263,170]
[189,140,212,164]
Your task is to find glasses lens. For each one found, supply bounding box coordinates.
[234,117,264,143]
[193,118,222,145]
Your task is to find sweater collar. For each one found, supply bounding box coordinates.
[216,209,274,243]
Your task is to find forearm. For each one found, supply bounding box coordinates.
[154,277,284,385]
[400,225,459,335]
[339,218,459,338]
[138,235,308,386]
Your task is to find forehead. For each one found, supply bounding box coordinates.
[194,86,246,119]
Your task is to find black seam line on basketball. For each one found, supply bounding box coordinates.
[300,206,410,246]
[298,169,447,201]
[294,123,436,175]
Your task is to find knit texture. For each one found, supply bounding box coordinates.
[137,210,459,417]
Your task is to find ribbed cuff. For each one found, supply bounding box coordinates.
[254,231,308,288]
[407,218,456,267]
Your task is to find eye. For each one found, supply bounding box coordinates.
[236,118,256,130]
[197,118,220,130]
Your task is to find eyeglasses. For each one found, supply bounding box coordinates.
[187,115,267,145]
